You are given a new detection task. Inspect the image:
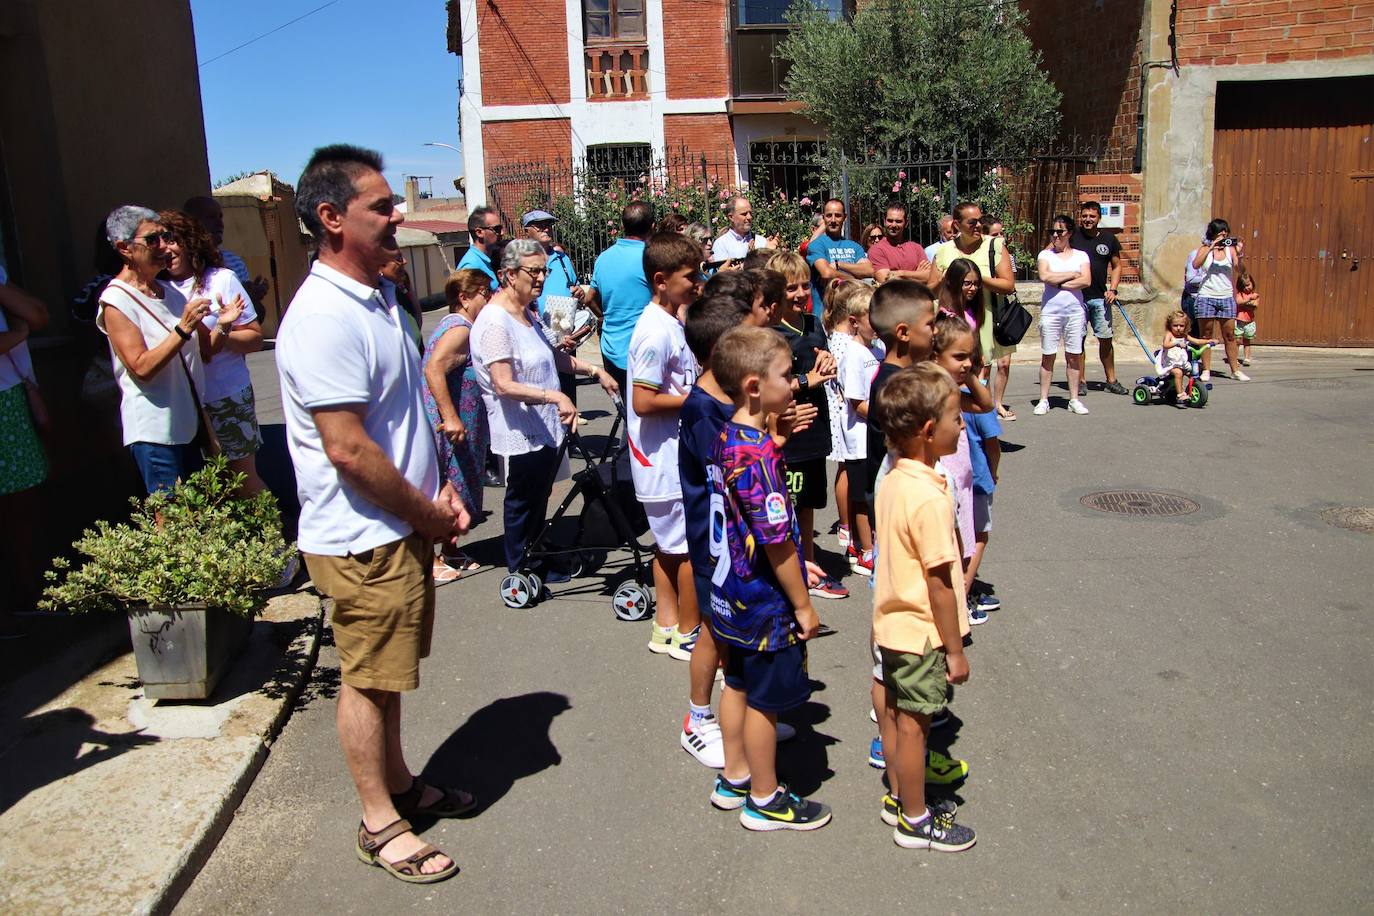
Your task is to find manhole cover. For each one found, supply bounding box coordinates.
[1321,507,1374,534]
[1292,378,1351,390]
[1080,490,1200,517]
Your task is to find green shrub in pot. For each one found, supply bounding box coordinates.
[40,456,291,618]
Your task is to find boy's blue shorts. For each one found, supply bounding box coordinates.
[723,642,811,713]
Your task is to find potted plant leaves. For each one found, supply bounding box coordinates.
[40,456,292,700]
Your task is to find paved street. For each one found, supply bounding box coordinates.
[178,339,1374,914]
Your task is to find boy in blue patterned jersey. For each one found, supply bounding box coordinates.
[706,325,831,831]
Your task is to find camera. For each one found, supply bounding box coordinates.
[1219,237,1238,247]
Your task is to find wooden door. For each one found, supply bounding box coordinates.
[1212,76,1374,346]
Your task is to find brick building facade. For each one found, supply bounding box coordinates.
[450,0,811,210]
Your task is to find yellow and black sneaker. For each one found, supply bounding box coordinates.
[881,792,956,827]
[739,785,832,832]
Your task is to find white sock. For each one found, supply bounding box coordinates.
[750,788,781,808]
[688,703,713,724]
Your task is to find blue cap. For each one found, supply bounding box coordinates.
[521,209,556,227]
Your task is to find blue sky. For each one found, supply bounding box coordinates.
[191,0,464,196]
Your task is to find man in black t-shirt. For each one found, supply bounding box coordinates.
[1070,201,1126,395]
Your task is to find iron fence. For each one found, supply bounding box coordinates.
[487,136,1107,280]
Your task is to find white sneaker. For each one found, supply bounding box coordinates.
[869,706,878,723]
[1235,371,1251,381]
[681,715,725,768]
[1201,370,1211,382]
[1032,399,1050,415]
[275,552,301,590]
[776,722,797,742]
[1067,399,1090,415]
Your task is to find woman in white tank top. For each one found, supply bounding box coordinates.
[1189,217,1249,382]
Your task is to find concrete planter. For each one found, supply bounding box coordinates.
[127,604,254,700]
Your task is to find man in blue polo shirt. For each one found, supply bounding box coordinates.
[456,206,501,290]
[590,201,654,393]
[805,198,870,315]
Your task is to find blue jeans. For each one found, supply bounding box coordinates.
[129,441,203,495]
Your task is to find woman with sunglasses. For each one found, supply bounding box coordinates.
[97,205,218,494]
[860,223,883,253]
[1033,215,1092,416]
[160,209,261,495]
[471,239,619,584]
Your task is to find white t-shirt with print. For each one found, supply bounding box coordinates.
[835,332,880,461]
[471,304,565,457]
[170,267,257,402]
[276,261,440,556]
[626,302,697,501]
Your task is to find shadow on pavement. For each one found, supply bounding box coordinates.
[418,691,571,821]
[0,707,157,814]
[777,697,836,796]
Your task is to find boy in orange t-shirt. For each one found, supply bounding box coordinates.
[870,362,976,852]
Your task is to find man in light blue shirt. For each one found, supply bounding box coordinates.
[924,214,955,262]
[805,198,870,315]
[590,201,654,392]
[456,206,501,290]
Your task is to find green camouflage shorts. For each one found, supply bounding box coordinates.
[205,384,262,460]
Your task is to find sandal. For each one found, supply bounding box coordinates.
[392,776,477,819]
[442,551,481,572]
[997,404,1017,421]
[432,559,464,587]
[356,817,457,884]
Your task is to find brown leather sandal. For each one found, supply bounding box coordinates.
[392,776,477,819]
[355,817,458,884]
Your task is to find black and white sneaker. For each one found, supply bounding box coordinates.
[894,807,976,852]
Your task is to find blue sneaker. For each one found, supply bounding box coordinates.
[710,774,750,810]
[739,785,832,831]
[868,736,886,769]
[969,605,989,626]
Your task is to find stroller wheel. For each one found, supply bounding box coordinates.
[612,582,654,621]
[500,571,539,609]
[1132,385,1151,405]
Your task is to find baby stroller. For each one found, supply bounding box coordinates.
[497,397,656,620]
[1115,302,1213,408]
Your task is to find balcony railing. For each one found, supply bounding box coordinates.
[585,44,649,100]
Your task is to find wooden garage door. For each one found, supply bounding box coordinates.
[1212,76,1374,347]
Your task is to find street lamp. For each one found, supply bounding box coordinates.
[420,141,464,193]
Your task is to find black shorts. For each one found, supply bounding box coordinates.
[843,459,870,504]
[784,457,828,510]
[723,642,811,713]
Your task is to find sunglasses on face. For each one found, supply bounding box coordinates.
[515,266,549,279]
[963,219,981,228]
[479,224,504,234]
[868,234,883,242]
[134,231,175,247]
[1050,229,1069,236]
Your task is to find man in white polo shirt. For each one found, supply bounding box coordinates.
[710,195,776,262]
[277,144,470,885]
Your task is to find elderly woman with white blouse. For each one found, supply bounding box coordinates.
[472,238,619,578]
[97,205,242,493]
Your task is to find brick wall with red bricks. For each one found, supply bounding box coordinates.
[482,118,573,194]
[662,0,729,98]
[1076,173,1142,283]
[477,1,571,107]
[1019,0,1145,173]
[1175,0,1374,65]
[663,114,734,158]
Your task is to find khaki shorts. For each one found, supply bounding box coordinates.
[305,533,435,692]
[880,640,952,715]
